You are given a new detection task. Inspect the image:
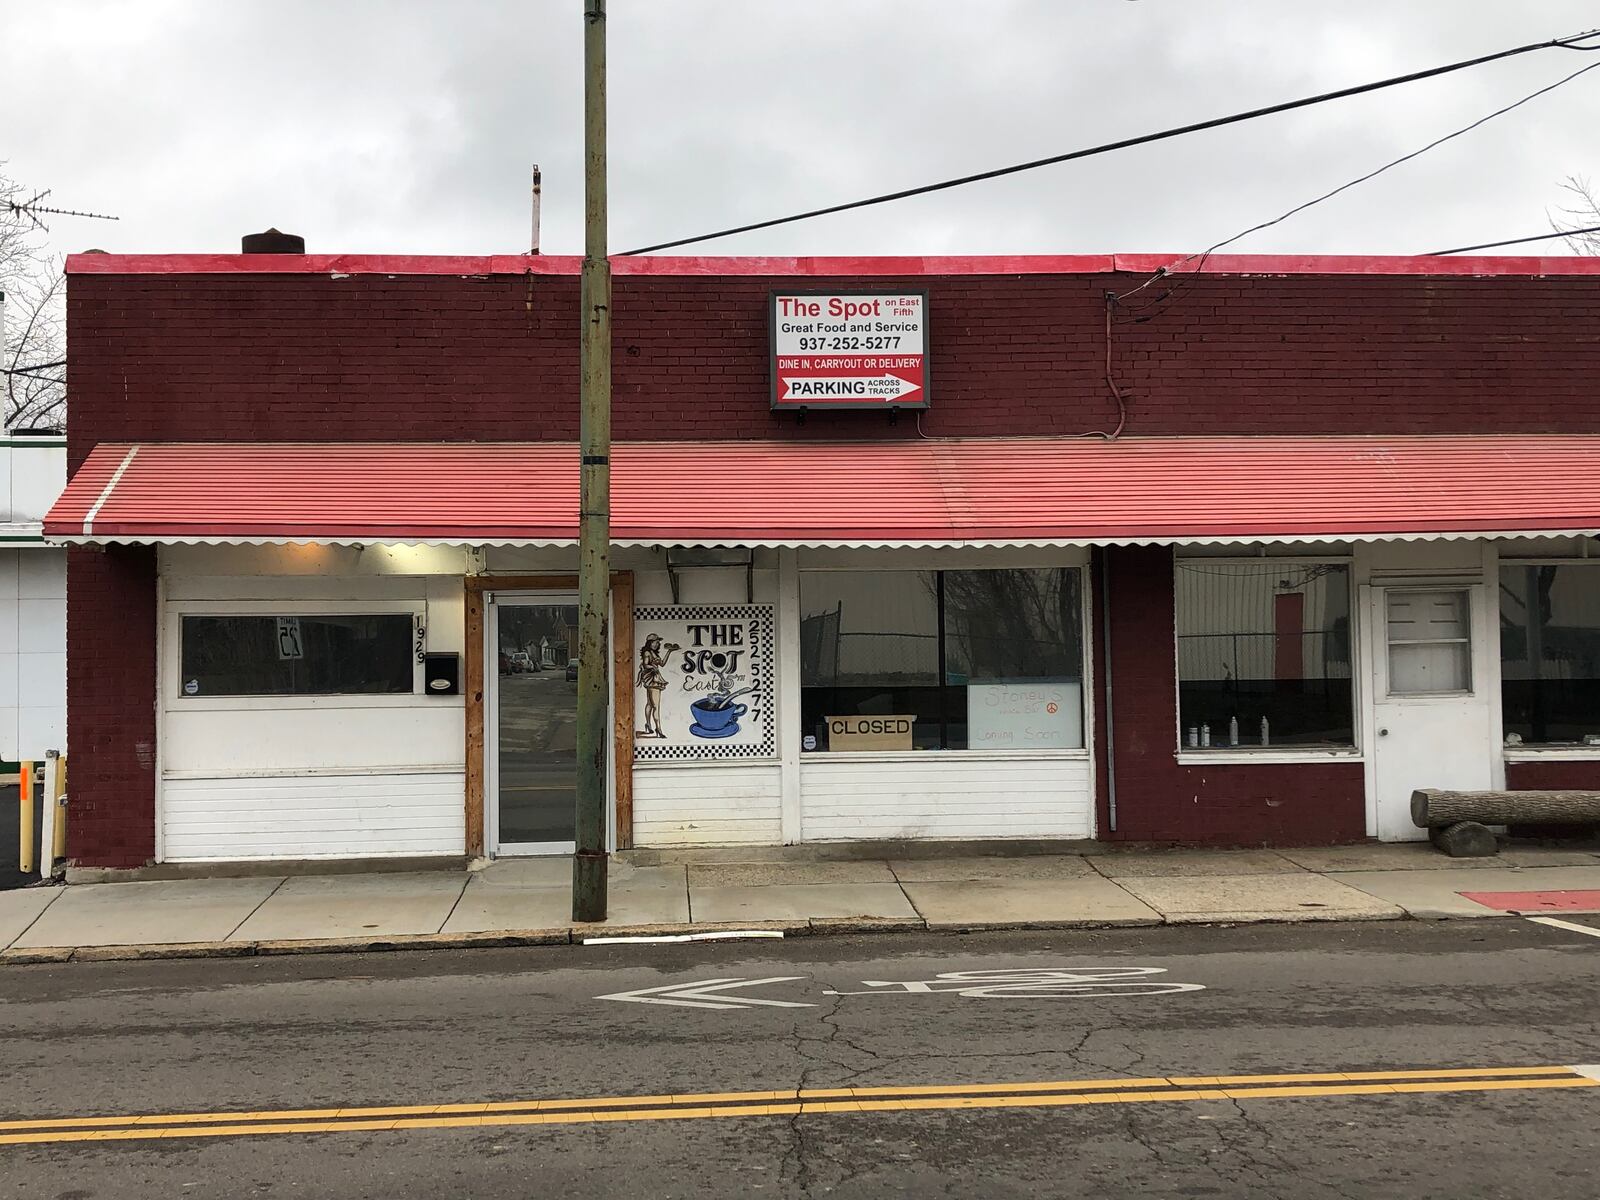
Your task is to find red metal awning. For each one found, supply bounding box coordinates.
[43,435,1600,548]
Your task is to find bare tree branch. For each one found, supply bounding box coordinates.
[1550,174,1600,256]
[1,168,67,431]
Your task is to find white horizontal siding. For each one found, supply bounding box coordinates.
[161,772,465,861]
[799,756,1093,841]
[163,706,464,775]
[632,765,783,847]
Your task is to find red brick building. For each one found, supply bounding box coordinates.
[48,251,1600,869]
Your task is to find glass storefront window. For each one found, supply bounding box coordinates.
[799,568,1084,752]
[1174,561,1354,749]
[942,569,1084,750]
[179,613,416,697]
[1500,564,1600,745]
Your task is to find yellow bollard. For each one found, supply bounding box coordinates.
[51,755,67,861]
[18,760,35,875]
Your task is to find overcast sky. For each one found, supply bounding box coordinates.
[5,1,1600,260]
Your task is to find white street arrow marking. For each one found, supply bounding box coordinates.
[782,375,922,401]
[823,967,1205,1000]
[1528,916,1600,939]
[597,976,816,1011]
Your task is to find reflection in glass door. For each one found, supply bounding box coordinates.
[489,595,582,854]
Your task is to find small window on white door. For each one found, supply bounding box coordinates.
[1386,590,1471,696]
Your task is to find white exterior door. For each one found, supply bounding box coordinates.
[1367,585,1497,841]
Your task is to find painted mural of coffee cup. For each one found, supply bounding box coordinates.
[691,698,746,732]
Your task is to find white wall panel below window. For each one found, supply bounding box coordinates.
[161,772,466,861]
[163,707,464,776]
[633,765,782,846]
[800,757,1093,841]
[0,547,68,761]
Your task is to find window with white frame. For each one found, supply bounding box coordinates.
[1386,590,1472,696]
[799,567,1085,751]
[1174,559,1354,750]
[1500,563,1600,746]
[178,613,417,698]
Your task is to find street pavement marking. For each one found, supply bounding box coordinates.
[2,1063,1577,1132]
[1528,916,1600,939]
[0,1065,1593,1147]
[596,966,1206,1009]
[583,931,786,945]
[596,976,816,1009]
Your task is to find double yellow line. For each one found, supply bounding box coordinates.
[2,1065,1594,1147]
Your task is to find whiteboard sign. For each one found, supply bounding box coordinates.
[967,681,1082,750]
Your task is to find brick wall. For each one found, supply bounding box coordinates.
[1507,760,1600,791]
[64,269,1600,470]
[66,545,157,867]
[1095,545,1366,846]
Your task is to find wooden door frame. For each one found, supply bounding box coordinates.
[464,572,634,856]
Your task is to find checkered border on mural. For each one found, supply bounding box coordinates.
[632,604,776,761]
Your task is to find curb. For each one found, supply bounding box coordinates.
[924,916,1165,932]
[0,908,1494,966]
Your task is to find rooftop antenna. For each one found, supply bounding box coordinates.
[4,189,119,233]
[530,164,542,255]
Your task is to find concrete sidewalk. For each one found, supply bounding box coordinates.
[4,843,1600,963]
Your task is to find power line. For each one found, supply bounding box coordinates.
[2,362,67,380]
[1430,223,1600,255]
[1116,56,1600,307]
[621,27,1600,255]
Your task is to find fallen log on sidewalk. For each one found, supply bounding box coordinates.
[1411,788,1600,829]
[1426,821,1498,858]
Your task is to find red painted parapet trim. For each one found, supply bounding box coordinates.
[65,253,584,277]
[64,251,1600,279]
[1109,253,1600,277]
[61,253,1119,277]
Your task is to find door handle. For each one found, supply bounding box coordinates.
[1379,728,1389,737]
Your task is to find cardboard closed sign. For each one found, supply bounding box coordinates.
[826,714,915,751]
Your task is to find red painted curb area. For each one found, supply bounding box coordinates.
[1458,889,1600,912]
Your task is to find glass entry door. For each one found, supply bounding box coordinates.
[487,594,582,854]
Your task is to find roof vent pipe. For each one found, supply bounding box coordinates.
[241,228,306,254]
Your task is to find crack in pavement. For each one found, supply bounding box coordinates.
[767,972,1566,1200]
[778,994,1141,1196]
[780,987,851,1198]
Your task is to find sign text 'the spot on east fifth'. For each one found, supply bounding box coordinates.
[770,291,929,411]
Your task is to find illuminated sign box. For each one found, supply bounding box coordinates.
[770,291,929,411]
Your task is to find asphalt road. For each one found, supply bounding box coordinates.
[2,920,1598,1198]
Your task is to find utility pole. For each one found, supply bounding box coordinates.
[573,0,611,921]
